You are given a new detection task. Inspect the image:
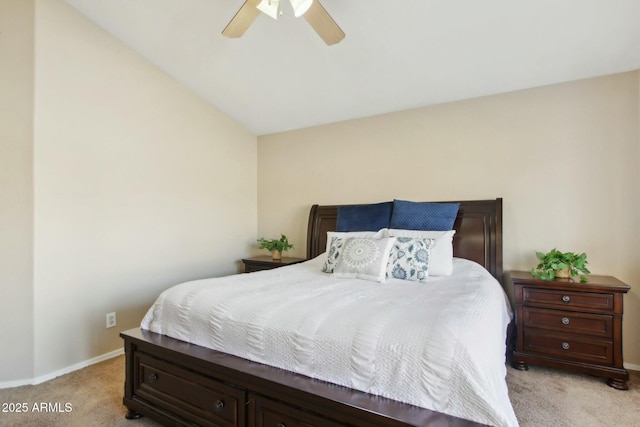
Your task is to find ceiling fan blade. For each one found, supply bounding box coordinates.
[303,1,345,45]
[222,0,262,38]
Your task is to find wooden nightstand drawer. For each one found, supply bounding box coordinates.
[523,331,613,365]
[523,287,613,312]
[523,307,613,338]
[135,352,245,427]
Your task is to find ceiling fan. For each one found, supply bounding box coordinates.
[222,0,345,46]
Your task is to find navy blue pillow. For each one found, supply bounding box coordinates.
[389,200,460,231]
[336,202,392,232]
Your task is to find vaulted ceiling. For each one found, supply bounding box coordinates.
[65,0,640,135]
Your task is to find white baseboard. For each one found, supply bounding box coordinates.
[624,362,640,371]
[0,348,124,389]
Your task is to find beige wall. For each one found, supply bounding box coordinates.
[258,71,640,366]
[0,0,257,383]
[0,0,35,382]
[31,0,257,378]
[1,0,638,385]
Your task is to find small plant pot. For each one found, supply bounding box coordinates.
[271,250,282,260]
[555,268,570,279]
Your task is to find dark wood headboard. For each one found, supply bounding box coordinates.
[306,198,503,282]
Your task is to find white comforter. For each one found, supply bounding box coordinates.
[142,256,518,427]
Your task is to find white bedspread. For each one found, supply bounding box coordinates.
[142,256,518,427]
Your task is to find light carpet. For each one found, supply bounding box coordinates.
[0,355,637,426]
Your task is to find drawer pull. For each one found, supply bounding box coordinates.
[148,373,158,382]
[562,342,570,350]
[277,424,286,427]
[561,317,570,325]
[214,400,224,411]
[562,295,570,303]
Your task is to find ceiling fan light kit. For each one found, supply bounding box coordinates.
[256,0,281,20]
[223,0,345,45]
[289,0,314,17]
[256,0,313,20]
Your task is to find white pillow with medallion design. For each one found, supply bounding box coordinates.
[386,237,435,282]
[322,229,389,273]
[332,237,396,283]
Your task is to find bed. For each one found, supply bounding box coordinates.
[121,198,516,427]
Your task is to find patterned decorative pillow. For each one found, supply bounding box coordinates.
[322,236,345,273]
[323,229,389,273]
[332,237,396,283]
[386,237,435,282]
[388,229,455,276]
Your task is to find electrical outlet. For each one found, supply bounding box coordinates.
[106,312,116,328]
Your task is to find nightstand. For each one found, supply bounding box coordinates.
[242,256,306,273]
[508,270,630,389]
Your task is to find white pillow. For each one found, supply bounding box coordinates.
[325,228,389,254]
[333,237,396,283]
[388,229,456,276]
[323,229,389,273]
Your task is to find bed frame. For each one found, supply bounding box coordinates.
[121,198,503,427]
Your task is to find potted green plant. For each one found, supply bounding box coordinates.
[257,234,294,260]
[530,248,590,282]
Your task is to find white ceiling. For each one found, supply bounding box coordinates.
[64,0,640,136]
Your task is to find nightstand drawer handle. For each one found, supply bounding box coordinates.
[562,342,570,350]
[214,400,224,411]
[148,373,158,382]
[562,317,570,325]
[562,295,570,303]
